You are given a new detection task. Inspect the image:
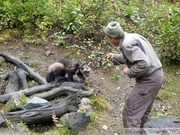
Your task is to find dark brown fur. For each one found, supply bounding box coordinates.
[46,58,90,83]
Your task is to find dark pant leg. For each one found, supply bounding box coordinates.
[140,70,164,128]
[140,100,154,128]
[123,69,164,128]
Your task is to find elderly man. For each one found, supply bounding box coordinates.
[104,21,164,129]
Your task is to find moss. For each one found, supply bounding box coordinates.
[1,93,28,113]
[89,95,112,112]
[167,78,180,91]
[28,80,38,88]
[156,90,172,101]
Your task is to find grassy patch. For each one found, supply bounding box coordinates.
[154,64,180,118]
[90,94,112,112]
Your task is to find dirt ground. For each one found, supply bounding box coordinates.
[0,39,179,135]
[0,39,132,135]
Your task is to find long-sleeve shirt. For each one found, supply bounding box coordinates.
[113,32,162,78]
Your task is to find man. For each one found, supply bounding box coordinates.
[104,21,164,129]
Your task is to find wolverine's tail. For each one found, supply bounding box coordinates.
[46,72,55,83]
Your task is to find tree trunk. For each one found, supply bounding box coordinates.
[33,86,94,100]
[0,83,60,103]
[0,53,47,85]
[1,94,79,124]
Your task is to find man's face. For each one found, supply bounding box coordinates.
[106,36,120,46]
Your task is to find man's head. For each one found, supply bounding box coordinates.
[104,21,124,39]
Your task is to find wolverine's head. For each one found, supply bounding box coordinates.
[79,63,91,77]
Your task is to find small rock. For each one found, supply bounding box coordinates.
[45,50,52,56]
[61,112,90,132]
[22,96,50,110]
[103,125,108,130]
[144,118,180,135]
[78,98,92,113]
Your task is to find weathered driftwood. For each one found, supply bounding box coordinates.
[1,94,80,124]
[16,68,28,89]
[5,68,28,94]
[60,81,87,89]
[0,82,91,103]
[5,70,19,94]
[33,86,94,100]
[0,53,47,85]
[0,83,60,103]
[0,73,9,80]
[0,80,6,95]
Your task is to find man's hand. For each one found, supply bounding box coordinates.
[123,67,129,74]
[105,53,114,61]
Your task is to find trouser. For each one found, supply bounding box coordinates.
[122,69,164,128]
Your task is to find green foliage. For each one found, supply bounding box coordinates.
[0,0,55,33]
[156,90,172,101]
[29,60,38,67]
[5,118,11,126]
[90,95,111,112]
[154,112,166,118]
[0,0,179,63]
[18,120,26,127]
[116,1,180,63]
[89,111,99,124]
[112,74,120,81]
[46,125,77,135]
[57,0,113,38]
[145,4,180,62]
[112,66,121,81]
[28,80,38,88]
[19,55,30,60]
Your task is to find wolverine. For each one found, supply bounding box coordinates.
[46,58,91,83]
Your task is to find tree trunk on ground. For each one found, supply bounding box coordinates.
[1,94,80,124]
[0,82,91,103]
[0,83,60,103]
[34,86,94,100]
[5,68,28,94]
[0,53,47,85]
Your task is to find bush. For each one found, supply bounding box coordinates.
[0,0,179,63]
[57,0,114,38]
[118,1,180,63]
[0,0,55,32]
[154,4,180,62]
[141,3,180,63]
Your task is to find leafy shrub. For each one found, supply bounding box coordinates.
[154,4,180,62]
[140,3,180,63]
[0,0,55,32]
[119,1,180,63]
[0,0,179,63]
[57,0,114,38]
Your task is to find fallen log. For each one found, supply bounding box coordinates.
[5,70,20,94]
[33,86,94,100]
[0,83,60,103]
[0,53,47,85]
[0,82,89,103]
[16,68,28,89]
[1,94,80,124]
[5,68,28,94]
